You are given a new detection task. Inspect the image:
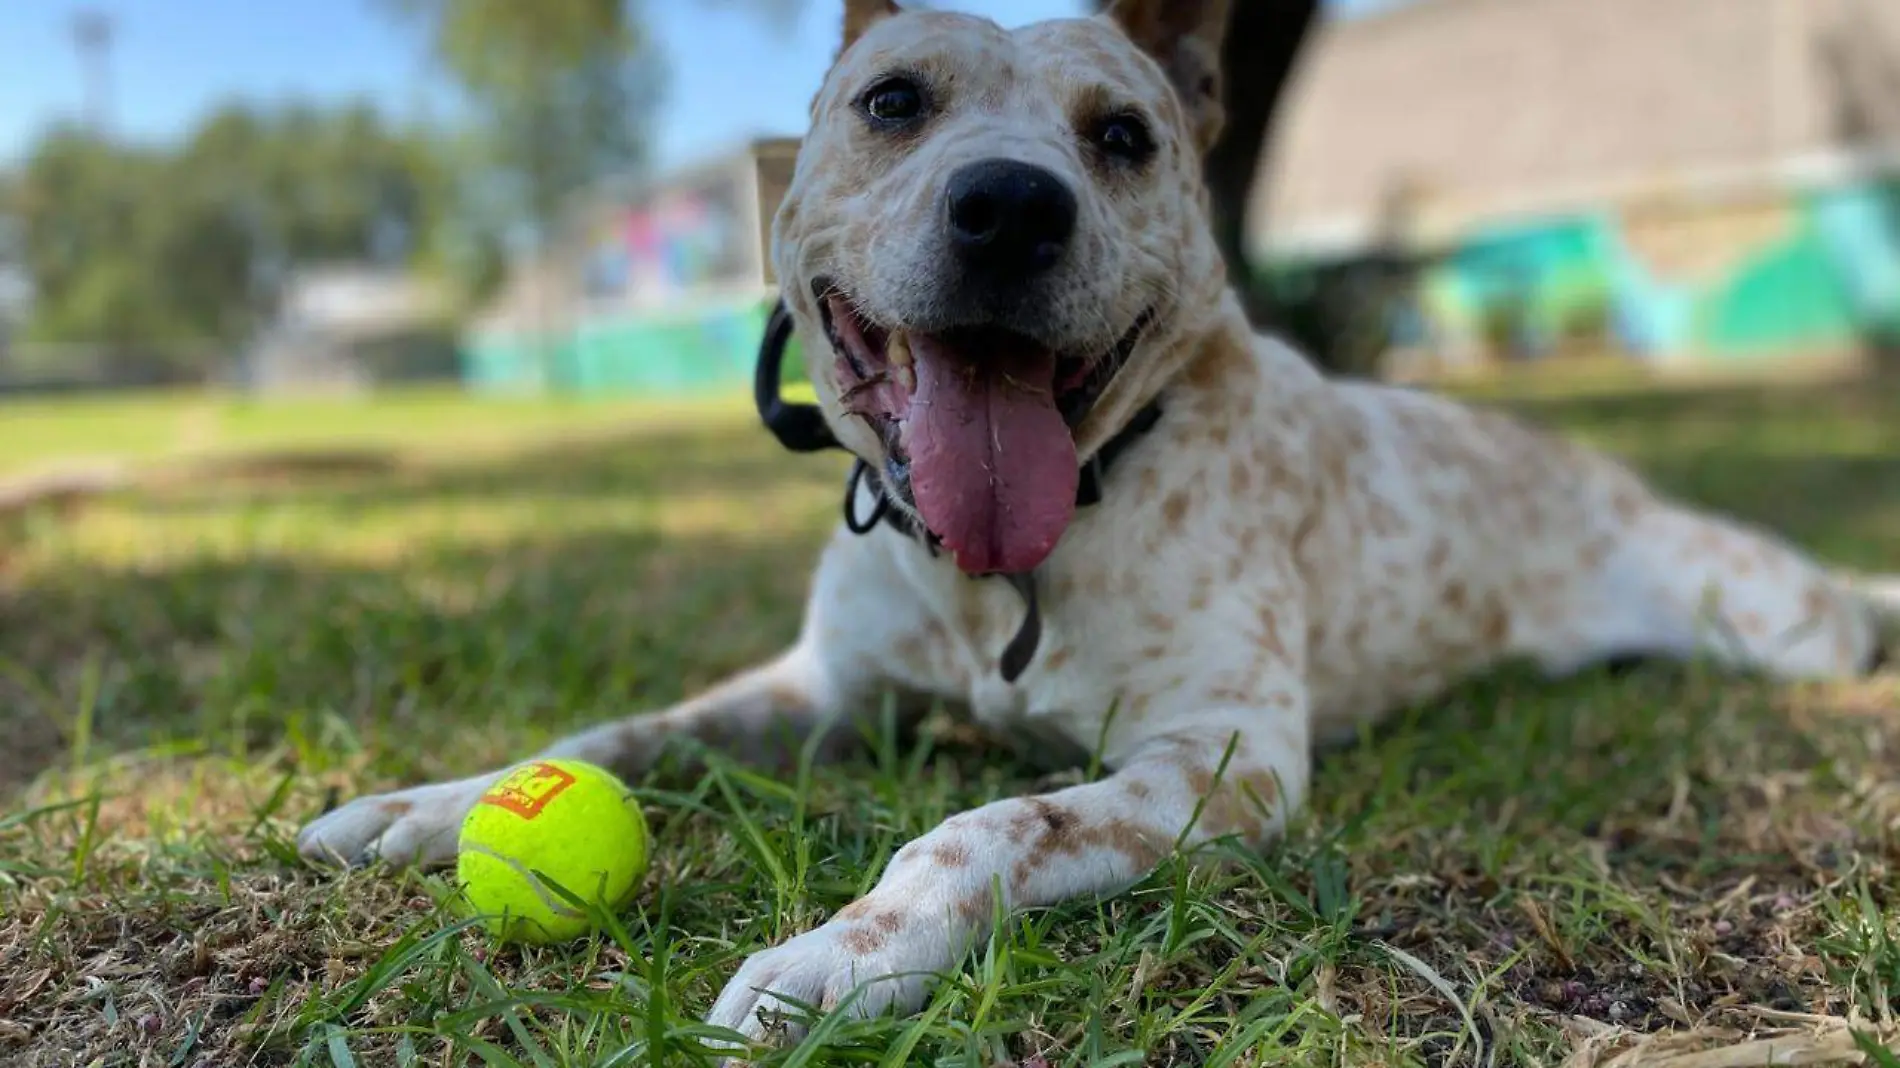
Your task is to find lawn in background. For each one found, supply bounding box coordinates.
[0,388,760,478]
[1,372,1898,1066]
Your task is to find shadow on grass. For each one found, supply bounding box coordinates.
[0,530,828,790]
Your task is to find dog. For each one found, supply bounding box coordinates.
[298,0,1899,1048]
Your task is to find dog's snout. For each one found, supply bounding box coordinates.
[944,159,1077,281]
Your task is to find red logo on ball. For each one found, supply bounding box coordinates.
[479,762,577,821]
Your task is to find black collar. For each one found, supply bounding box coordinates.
[755,297,1164,682]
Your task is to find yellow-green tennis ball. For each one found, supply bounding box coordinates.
[456,759,649,944]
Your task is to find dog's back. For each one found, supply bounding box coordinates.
[1070,319,1655,738]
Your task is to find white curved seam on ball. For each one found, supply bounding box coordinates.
[460,842,592,920]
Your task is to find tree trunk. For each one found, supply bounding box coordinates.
[1201,0,1321,329]
[1093,0,1325,341]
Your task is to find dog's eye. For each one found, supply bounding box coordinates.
[861,77,925,125]
[1091,113,1155,164]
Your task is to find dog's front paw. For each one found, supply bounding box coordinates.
[296,776,492,869]
[704,906,954,1052]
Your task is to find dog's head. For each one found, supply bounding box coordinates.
[772,0,1234,575]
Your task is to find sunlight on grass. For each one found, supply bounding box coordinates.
[21,479,839,573]
[0,387,766,476]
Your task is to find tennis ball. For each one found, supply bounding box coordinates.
[456,759,649,944]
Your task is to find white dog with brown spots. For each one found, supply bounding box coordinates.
[298,0,1899,1049]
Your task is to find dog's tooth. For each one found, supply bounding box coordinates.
[889,331,917,391]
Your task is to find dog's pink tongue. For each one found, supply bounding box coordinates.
[906,332,1077,575]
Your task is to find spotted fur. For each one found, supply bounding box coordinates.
[298,0,1898,1053]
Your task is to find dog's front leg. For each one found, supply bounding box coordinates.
[294,646,880,868]
[705,713,1310,1048]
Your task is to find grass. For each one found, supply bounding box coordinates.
[2,371,1899,1066]
[0,387,760,478]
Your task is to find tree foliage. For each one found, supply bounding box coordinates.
[386,0,662,252]
[12,0,661,364]
[16,104,444,354]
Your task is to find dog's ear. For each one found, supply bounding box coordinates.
[841,0,900,52]
[1103,0,1232,153]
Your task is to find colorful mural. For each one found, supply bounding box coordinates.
[581,174,750,308]
[1810,182,1900,342]
[474,148,1900,396]
[1404,177,1900,364]
[466,147,778,397]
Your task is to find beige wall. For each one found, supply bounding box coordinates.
[1253,0,1900,255]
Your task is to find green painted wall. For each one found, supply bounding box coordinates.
[462,295,809,396]
[1295,176,1900,365]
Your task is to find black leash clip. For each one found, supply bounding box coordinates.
[754,298,842,455]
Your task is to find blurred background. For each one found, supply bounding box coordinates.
[3,0,1894,406]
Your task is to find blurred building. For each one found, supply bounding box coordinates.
[1257,0,1900,368]
[241,265,455,393]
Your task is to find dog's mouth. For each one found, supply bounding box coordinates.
[814,278,1151,576]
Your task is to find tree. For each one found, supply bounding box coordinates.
[382,0,663,383]
[15,105,446,370]
[17,129,178,349]
[385,0,663,254]
[1195,0,1322,329]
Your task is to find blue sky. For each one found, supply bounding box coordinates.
[0,0,1397,173]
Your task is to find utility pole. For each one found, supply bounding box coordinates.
[71,10,115,136]
[71,10,122,378]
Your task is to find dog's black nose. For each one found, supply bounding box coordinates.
[944,159,1077,281]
